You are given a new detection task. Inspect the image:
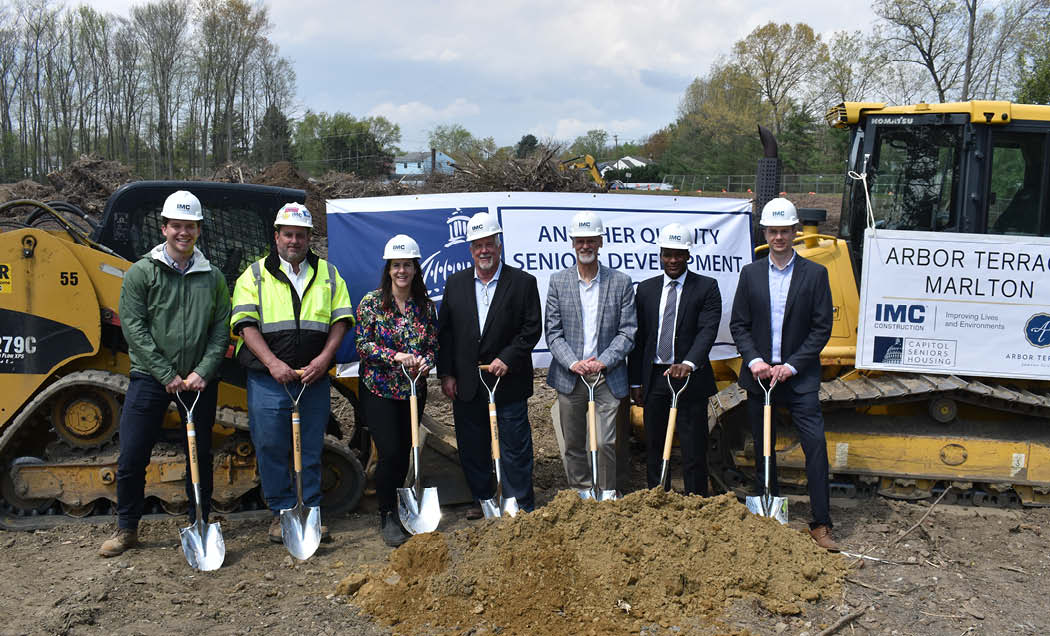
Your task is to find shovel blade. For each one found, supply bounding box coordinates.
[280,504,322,560]
[597,489,618,502]
[500,496,519,518]
[180,521,225,571]
[479,498,501,519]
[577,488,594,500]
[745,494,790,525]
[397,486,442,534]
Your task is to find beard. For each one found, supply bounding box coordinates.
[576,251,596,265]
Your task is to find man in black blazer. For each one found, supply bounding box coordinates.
[729,197,838,550]
[628,222,722,496]
[438,212,542,516]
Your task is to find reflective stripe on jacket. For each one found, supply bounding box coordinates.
[231,249,354,371]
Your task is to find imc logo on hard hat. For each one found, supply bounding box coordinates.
[668,234,682,241]
[470,223,484,232]
[176,203,191,210]
[772,210,785,217]
[579,221,591,227]
[392,244,406,251]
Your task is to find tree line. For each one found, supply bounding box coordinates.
[1,0,1048,185]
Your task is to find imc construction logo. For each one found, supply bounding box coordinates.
[1025,313,1050,347]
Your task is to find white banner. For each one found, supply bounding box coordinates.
[326,191,753,373]
[857,228,1050,380]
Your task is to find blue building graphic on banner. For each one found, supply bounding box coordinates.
[326,206,486,363]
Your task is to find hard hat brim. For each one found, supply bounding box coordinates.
[568,230,603,238]
[759,218,798,227]
[161,212,203,222]
[656,242,693,251]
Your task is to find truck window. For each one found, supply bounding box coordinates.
[987,131,1046,236]
[868,124,961,231]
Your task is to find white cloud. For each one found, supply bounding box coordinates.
[367,98,481,125]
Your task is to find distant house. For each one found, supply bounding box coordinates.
[600,155,647,177]
[394,150,455,177]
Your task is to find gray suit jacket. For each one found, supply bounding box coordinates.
[545,263,637,398]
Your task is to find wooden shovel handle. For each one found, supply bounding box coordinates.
[662,407,677,462]
[489,404,501,460]
[763,404,772,458]
[587,400,598,452]
[186,419,200,485]
[292,408,303,473]
[409,395,420,449]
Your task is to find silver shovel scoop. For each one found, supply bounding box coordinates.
[658,372,691,490]
[578,372,617,501]
[175,389,225,571]
[478,365,518,519]
[397,364,442,534]
[280,379,322,560]
[745,377,789,524]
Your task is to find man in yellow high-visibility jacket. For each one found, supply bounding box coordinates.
[231,203,354,543]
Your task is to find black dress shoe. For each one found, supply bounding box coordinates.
[465,503,484,520]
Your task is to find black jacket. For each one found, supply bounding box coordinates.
[729,254,832,394]
[628,270,721,403]
[437,263,542,403]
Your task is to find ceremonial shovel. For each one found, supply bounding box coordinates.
[745,377,789,524]
[478,365,518,519]
[396,364,441,534]
[658,372,691,490]
[174,389,225,571]
[280,378,322,560]
[578,372,617,501]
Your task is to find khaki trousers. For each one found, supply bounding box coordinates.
[556,374,620,491]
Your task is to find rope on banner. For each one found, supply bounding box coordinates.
[848,154,876,232]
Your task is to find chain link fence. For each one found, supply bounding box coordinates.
[661,174,845,194]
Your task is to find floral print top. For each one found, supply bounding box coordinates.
[355,290,438,400]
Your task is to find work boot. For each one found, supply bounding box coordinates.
[320,525,332,543]
[809,525,840,551]
[99,528,138,557]
[379,511,410,547]
[465,503,484,520]
[268,516,282,544]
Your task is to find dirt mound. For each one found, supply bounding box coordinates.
[339,490,848,634]
[45,154,137,215]
[0,180,57,218]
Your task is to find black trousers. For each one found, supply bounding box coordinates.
[747,388,832,528]
[361,384,428,514]
[644,366,709,496]
[116,373,215,529]
[453,396,535,511]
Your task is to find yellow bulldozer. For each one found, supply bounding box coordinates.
[0,182,367,526]
[708,101,1050,507]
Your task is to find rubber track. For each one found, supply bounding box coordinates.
[1,374,364,529]
[709,371,1050,426]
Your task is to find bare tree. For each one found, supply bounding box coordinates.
[133,0,189,177]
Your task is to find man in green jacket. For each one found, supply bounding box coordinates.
[99,190,231,558]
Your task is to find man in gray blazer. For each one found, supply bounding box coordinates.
[545,211,636,494]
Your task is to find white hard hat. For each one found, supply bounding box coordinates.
[465,212,502,242]
[383,234,421,259]
[760,197,799,227]
[568,211,603,238]
[657,222,692,250]
[161,190,203,221]
[274,202,313,228]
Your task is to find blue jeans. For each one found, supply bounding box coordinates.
[246,370,329,514]
[453,397,535,511]
[116,373,216,530]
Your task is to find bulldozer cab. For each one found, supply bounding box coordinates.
[833,102,1050,279]
[95,181,306,289]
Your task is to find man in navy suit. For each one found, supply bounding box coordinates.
[628,222,722,496]
[729,198,838,550]
[438,212,542,517]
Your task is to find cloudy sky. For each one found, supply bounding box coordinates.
[94,0,877,151]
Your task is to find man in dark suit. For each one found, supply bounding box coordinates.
[629,222,722,496]
[438,212,542,516]
[729,197,838,550]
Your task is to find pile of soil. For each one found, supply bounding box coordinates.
[45,154,138,215]
[338,489,848,634]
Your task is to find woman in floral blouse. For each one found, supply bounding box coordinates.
[355,234,438,547]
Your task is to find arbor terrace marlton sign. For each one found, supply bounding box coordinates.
[857,228,1050,380]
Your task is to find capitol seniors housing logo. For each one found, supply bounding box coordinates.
[1025,313,1050,347]
[419,208,485,300]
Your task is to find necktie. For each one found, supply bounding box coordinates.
[657,281,677,362]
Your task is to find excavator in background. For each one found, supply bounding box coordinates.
[708,101,1050,507]
[559,154,607,188]
[0,182,366,527]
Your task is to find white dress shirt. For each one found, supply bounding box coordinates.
[474,261,503,332]
[279,255,313,300]
[578,267,601,360]
[748,252,798,375]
